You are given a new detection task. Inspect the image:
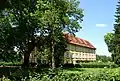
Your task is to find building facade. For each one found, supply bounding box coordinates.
[64,33,96,64]
[29,33,96,65]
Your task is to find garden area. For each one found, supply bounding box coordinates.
[1,0,120,81]
[0,66,120,81]
[0,61,120,81]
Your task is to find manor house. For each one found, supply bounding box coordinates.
[64,33,96,64]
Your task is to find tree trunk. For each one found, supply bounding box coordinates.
[51,40,55,69]
[23,51,31,68]
[0,0,9,9]
[22,41,36,68]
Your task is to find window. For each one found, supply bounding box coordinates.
[72,53,76,58]
[93,50,95,54]
[82,47,84,52]
[79,46,82,52]
[65,52,71,58]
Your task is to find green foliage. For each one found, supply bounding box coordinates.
[2,68,120,81]
[96,55,112,62]
[112,0,120,65]
[104,33,115,53]
[34,0,83,68]
[80,62,118,68]
[0,10,21,62]
[105,0,120,66]
[0,76,10,81]
[62,62,118,68]
[54,36,67,67]
[0,62,21,66]
[0,0,83,68]
[104,33,116,62]
[24,68,120,81]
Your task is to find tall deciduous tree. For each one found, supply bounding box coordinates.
[0,0,43,67]
[35,0,83,68]
[104,33,115,53]
[0,11,21,62]
[104,33,115,61]
[0,0,83,68]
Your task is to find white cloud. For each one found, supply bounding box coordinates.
[95,24,107,27]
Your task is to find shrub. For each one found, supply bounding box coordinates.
[0,62,21,66]
[1,68,120,81]
[62,62,118,68]
[0,76,11,81]
[80,62,118,68]
[21,69,120,81]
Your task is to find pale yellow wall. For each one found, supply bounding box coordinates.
[64,44,96,63]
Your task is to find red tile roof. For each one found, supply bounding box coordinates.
[63,33,96,49]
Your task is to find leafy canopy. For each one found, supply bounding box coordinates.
[0,0,83,67]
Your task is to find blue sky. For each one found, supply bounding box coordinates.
[76,0,118,56]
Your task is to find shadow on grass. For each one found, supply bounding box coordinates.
[0,66,84,81]
[0,67,20,78]
[0,66,63,80]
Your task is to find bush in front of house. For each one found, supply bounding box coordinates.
[62,62,118,68]
[80,62,118,68]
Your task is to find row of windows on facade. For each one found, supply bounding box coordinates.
[67,44,95,54]
[65,52,96,57]
[65,53,96,59]
[72,56,96,59]
[65,58,96,61]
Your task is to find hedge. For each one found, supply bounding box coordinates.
[80,62,118,68]
[0,62,21,66]
[63,62,118,68]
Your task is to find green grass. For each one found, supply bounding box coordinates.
[0,61,120,81]
[1,67,120,81]
[0,61,119,80]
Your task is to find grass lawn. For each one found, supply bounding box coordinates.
[1,67,120,81]
[61,68,120,81]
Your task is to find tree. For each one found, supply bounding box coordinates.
[113,0,120,65]
[0,9,22,62]
[104,33,115,61]
[0,0,43,67]
[104,33,115,53]
[54,34,67,67]
[105,0,120,65]
[0,0,10,9]
[0,0,83,68]
[35,0,83,68]
[96,55,112,62]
